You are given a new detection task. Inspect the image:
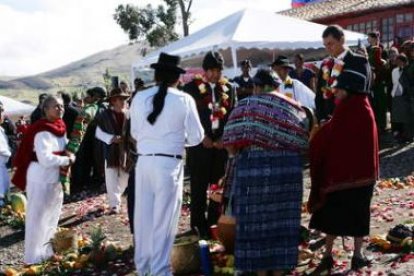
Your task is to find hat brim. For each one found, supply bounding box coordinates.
[150,63,186,74]
[108,93,130,99]
[271,63,294,69]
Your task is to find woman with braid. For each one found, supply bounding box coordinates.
[130,53,204,275]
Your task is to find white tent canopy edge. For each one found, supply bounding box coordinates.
[132,8,367,78]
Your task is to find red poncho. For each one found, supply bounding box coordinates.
[12,118,66,191]
[308,95,379,213]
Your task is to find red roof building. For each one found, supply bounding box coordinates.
[279,0,414,47]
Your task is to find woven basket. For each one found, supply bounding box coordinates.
[217,214,236,253]
[52,229,78,254]
[171,235,201,274]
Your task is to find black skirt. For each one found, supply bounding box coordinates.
[309,184,374,237]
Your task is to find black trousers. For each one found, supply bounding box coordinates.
[127,167,135,234]
[187,145,227,238]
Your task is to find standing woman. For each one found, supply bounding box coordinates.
[308,69,378,272]
[130,53,204,275]
[12,95,75,264]
[222,69,309,275]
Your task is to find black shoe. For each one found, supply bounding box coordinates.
[351,256,371,270]
[386,224,412,243]
[310,256,334,275]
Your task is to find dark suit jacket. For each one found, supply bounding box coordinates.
[183,79,236,141]
[315,51,370,122]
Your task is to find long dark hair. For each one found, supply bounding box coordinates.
[147,69,180,125]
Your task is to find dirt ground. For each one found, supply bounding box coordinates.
[1,133,414,275]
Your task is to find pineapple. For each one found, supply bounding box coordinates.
[88,226,107,265]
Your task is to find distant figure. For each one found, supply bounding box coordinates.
[233,59,254,100]
[60,92,80,139]
[120,80,130,94]
[289,53,317,92]
[367,31,387,132]
[272,55,315,109]
[30,93,48,124]
[0,101,11,207]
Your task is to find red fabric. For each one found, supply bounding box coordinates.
[12,118,66,191]
[308,95,379,213]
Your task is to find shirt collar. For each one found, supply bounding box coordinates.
[335,49,348,60]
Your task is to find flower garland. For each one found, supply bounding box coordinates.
[193,75,231,128]
[284,77,294,99]
[320,58,345,99]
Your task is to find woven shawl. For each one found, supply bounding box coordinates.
[222,93,308,152]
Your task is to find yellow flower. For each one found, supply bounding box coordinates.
[194,74,203,80]
[220,107,227,115]
[221,93,229,101]
[198,83,207,94]
[218,78,228,85]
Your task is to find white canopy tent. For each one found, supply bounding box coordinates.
[0,95,35,117]
[132,8,367,78]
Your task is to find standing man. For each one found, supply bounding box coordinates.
[400,41,414,141]
[315,25,371,123]
[184,51,237,238]
[272,55,316,110]
[30,93,48,124]
[367,31,387,132]
[290,53,317,92]
[95,88,129,214]
[130,52,204,275]
[0,102,11,207]
[233,59,255,100]
[60,92,80,139]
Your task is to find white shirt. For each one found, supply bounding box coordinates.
[130,86,204,155]
[392,67,404,97]
[0,127,11,164]
[27,131,70,184]
[280,78,316,110]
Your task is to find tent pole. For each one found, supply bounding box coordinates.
[230,46,238,78]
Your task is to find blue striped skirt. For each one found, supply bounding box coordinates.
[233,148,303,271]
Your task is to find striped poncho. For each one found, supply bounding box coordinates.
[222,92,308,152]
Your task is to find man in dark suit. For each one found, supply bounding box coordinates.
[184,51,237,238]
[315,25,371,123]
[233,59,254,100]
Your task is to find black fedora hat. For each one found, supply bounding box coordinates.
[270,55,294,69]
[150,52,186,74]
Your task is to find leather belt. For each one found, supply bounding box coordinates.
[138,153,182,160]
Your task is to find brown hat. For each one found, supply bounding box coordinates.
[108,87,129,100]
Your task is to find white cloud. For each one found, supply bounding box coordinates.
[0,0,291,76]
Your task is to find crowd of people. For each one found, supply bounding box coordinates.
[0,23,413,274]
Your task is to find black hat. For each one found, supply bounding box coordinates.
[334,70,368,94]
[91,86,107,99]
[150,52,186,74]
[240,59,252,67]
[202,51,224,71]
[270,55,294,69]
[252,69,281,88]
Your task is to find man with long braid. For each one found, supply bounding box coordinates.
[130,52,204,275]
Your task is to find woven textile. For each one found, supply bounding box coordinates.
[223,93,308,152]
[233,149,303,271]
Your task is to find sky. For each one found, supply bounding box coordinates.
[0,0,292,76]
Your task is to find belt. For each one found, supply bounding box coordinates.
[138,153,182,160]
